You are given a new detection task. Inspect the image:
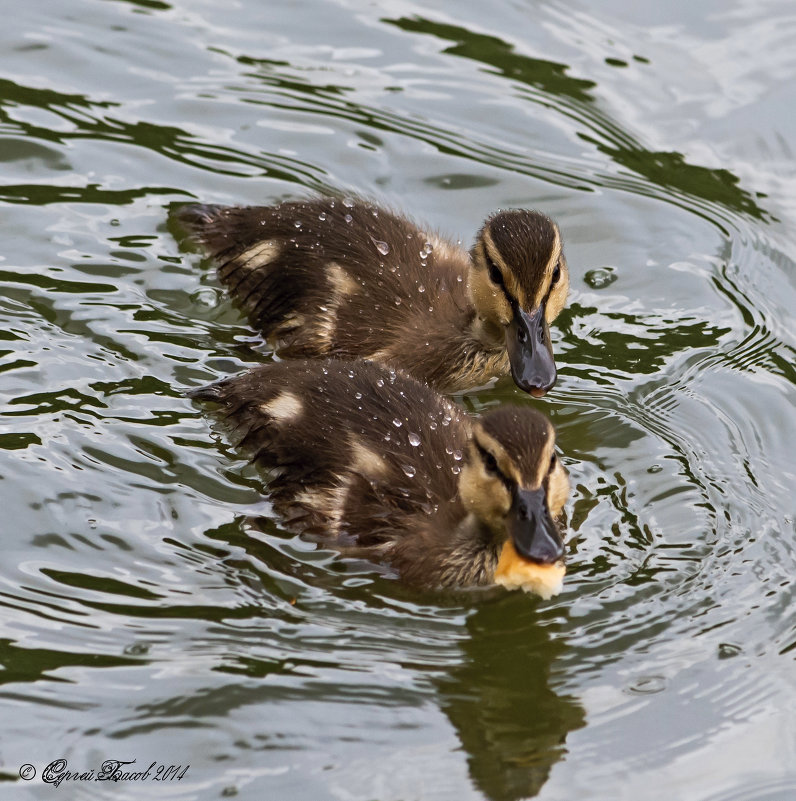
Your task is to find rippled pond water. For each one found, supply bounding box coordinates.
[1,0,794,799]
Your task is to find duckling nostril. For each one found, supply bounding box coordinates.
[517,328,527,344]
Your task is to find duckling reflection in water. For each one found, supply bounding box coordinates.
[189,359,569,598]
[176,197,569,396]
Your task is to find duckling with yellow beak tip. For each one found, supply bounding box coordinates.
[188,358,570,597]
[460,409,569,598]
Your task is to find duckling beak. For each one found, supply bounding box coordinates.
[506,306,557,396]
[509,486,565,565]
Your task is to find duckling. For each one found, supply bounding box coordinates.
[188,358,570,597]
[176,196,569,395]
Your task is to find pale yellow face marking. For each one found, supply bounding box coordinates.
[531,226,566,313]
[458,426,515,534]
[466,243,513,329]
[472,425,522,486]
[260,391,303,422]
[546,459,570,518]
[531,427,556,487]
[481,227,526,308]
[349,437,387,479]
[477,224,569,326]
[236,240,280,271]
[457,419,569,533]
[459,456,512,534]
[546,256,569,325]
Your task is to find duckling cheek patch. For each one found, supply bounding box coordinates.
[494,540,565,600]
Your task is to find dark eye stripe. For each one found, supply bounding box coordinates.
[483,247,518,308]
[475,442,513,490]
[475,441,499,473]
[540,259,564,308]
[485,252,504,286]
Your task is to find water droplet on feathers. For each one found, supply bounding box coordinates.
[371,237,390,256]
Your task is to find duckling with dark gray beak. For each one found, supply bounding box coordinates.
[177,197,569,396]
[189,358,569,597]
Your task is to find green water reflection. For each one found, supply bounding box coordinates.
[387,16,770,224]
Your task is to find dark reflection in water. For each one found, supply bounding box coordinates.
[581,137,773,223]
[435,600,584,801]
[386,16,770,224]
[388,17,597,103]
[206,515,582,799]
[557,303,733,377]
[0,76,326,194]
[0,638,135,685]
[0,77,118,122]
[107,0,171,10]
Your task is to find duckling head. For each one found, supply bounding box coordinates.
[468,210,569,397]
[458,406,570,596]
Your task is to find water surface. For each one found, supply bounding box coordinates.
[1,0,794,799]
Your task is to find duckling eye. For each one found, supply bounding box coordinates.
[486,257,504,287]
[549,452,557,472]
[476,442,500,476]
[551,262,561,285]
